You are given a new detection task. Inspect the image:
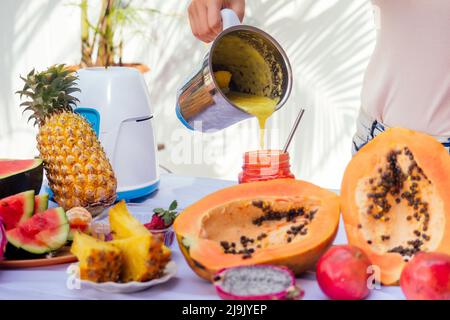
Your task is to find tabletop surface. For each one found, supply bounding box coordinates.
[0,174,404,300]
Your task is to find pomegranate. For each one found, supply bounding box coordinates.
[316,245,372,300]
[400,252,450,300]
[213,265,304,300]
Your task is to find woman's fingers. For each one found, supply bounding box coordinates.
[188,3,201,39]
[188,0,246,42]
[196,2,216,43]
[226,0,245,22]
[188,0,219,42]
[207,0,223,36]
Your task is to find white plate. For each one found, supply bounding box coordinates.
[77,260,177,293]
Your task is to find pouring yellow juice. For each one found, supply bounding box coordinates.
[215,71,278,148]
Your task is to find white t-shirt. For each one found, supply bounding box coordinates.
[362,0,450,136]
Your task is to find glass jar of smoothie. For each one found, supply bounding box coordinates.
[238,150,295,184]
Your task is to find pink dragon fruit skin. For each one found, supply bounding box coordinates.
[0,217,6,261]
[213,265,304,300]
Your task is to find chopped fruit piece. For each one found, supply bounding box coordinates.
[341,127,450,285]
[71,201,172,283]
[71,232,122,283]
[109,200,149,238]
[107,201,172,282]
[144,215,166,230]
[144,200,178,230]
[7,207,69,255]
[214,265,303,300]
[34,193,49,213]
[214,71,232,91]
[110,235,171,282]
[0,190,35,230]
[174,179,340,281]
[66,207,93,241]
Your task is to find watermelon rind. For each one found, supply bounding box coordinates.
[6,228,49,254]
[34,193,49,213]
[4,242,47,259]
[0,159,43,199]
[0,190,35,230]
[6,207,69,255]
[19,190,35,224]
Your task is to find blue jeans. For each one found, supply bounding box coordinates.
[352,109,450,155]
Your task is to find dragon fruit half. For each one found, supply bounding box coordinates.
[0,217,6,260]
[213,265,304,300]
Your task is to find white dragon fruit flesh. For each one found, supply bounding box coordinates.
[213,265,304,300]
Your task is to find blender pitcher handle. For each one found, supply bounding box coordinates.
[221,8,241,30]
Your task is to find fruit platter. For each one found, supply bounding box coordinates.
[0,186,77,268]
[1,64,450,301]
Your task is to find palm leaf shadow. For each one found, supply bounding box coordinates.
[0,0,58,157]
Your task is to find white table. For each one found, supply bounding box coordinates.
[0,174,404,300]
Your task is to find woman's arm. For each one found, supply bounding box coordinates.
[188,0,245,43]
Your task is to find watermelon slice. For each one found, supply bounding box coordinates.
[0,159,43,198]
[6,207,69,254]
[0,190,35,230]
[34,193,49,213]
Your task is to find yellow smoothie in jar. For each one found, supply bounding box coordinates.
[215,71,278,148]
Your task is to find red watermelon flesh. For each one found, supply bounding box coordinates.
[6,207,69,254]
[0,159,43,199]
[0,159,39,177]
[0,190,35,230]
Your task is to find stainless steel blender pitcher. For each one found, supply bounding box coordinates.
[176,9,293,132]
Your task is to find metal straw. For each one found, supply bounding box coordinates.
[282,108,305,153]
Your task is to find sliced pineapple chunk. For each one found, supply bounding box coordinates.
[109,200,149,238]
[110,235,171,282]
[108,200,172,282]
[71,232,122,283]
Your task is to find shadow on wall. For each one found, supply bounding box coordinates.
[0,0,63,158]
[258,0,376,188]
[139,0,375,189]
[0,0,375,190]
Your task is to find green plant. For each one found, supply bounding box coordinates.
[79,0,162,67]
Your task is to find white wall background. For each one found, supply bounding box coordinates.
[0,0,376,189]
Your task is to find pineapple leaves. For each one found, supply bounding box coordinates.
[15,91,34,99]
[17,64,81,126]
[66,87,82,94]
[27,68,35,77]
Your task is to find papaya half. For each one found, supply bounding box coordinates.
[174,179,340,281]
[341,128,450,285]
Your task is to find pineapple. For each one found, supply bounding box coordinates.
[109,200,171,281]
[111,235,170,282]
[71,201,171,283]
[71,232,122,283]
[17,65,117,214]
[109,200,149,238]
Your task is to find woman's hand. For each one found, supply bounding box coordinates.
[188,0,245,43]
